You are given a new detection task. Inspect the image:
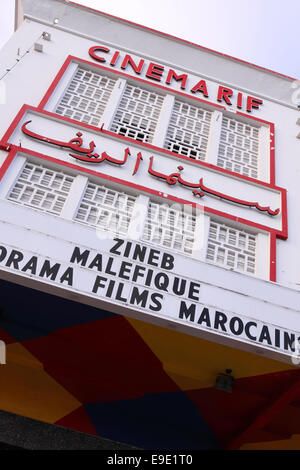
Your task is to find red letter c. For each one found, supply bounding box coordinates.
[89,45,110,63]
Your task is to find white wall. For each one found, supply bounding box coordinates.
[0,0,298,363]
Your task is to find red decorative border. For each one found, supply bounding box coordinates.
[0,104,287,282]
[37,55,276,186]
[270,232,277,282]
[38,55,227,111]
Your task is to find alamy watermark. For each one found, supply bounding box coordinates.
[94,200,205,256]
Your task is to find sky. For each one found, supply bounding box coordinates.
[1,0,300,79]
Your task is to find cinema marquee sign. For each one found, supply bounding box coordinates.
[0,225,298,364]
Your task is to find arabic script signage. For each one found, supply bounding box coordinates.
[2,106,285,237]
[21,120,279,217]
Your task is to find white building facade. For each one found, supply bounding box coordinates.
[0,0,299,451]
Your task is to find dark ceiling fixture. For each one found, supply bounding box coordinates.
[214,369,234,393]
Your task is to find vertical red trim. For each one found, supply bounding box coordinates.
[110,51,120,67]
[0,147,17,182]
[270,123,275,185]
[237,92,243,109]
[281,188,288,239]
[270,232,277,282]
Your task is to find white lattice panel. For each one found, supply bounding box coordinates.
[142,201,196,255]
[206,221,256,274]
[75,182,137,236]
[164,100,211,160]
[55,67,116,126]
[7,162,74,215]
[110,84,164,143]
[217,116,260,178]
